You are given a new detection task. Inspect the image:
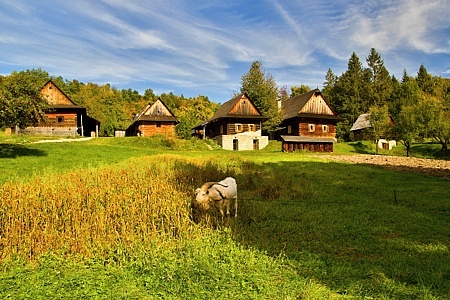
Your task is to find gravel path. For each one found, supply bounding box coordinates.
[315,154,450,180]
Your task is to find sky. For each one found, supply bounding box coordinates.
[1,0,449,103]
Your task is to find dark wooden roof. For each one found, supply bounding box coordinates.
[281,89,341,121]
[193,93,268,130]
[211,93,267,121]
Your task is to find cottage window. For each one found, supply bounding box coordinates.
[308,124,315,132]
[235,124,243,133]
[57,116,64,123]
[248,124,256,132]
[287,125,292,134]
[156,122,161,128]
[322,125,329,133]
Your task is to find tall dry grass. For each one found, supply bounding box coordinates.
[0,154,251,261]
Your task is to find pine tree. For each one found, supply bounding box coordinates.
[416,65,434,94]
[240,61,281,135]
[366,48,393,107]
[333,52,368,140]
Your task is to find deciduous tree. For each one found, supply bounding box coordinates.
[0,70,49,129]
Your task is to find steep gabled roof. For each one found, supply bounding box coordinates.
[281,89,340,121]
[208,93,267,122]
[40,80,80,108]
[350,113,371,131]
[130,98,178,125]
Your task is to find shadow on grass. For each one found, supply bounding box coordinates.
[0,143,47,158]
[412,143,449,160]
[225,159,450,298]
[348,141,373,154]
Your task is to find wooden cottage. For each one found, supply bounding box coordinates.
[350,113,397,150]
[18,80,99,137]
[125,98,178,137]
[350,113,372,141]
[193,93,269,151]
[277,89,341,152]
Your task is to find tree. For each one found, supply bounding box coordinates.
[290,84,311,98]
[388,73,421,120]
[366,48,393,107]
[0,70,49,129]
[416,65,434,94]
[174,96,219,139]
[415,95,450,157]
[394,105,421,157]
[333,52,369,140]
[322,68,338,106]
[240,61,282,136]
[367,105,391,154]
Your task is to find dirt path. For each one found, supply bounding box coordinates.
[32,137,93,143]
[315,154,450,180]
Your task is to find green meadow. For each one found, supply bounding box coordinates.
[0,135,449,299]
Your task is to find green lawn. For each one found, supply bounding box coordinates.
[0,136,449,299]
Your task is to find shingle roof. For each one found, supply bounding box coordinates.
[281,89,318,120]
[350,113,371,131]
[209,93,265,121]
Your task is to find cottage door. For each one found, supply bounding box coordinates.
[233,139,238,151]
[253,139,259,150]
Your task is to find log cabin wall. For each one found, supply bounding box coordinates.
[282,141,333,152]
[226,122,261,135]
[138,122,176,137]
[43,112,78,127]
[299,122,336,138]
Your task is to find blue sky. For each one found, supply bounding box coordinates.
[1,1,449,103]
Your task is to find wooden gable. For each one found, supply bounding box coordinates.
[299,93,335,115]
[229,94,260,116]
[40,80,77,106]
[143,98,174,117]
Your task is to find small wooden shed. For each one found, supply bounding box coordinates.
[277,89,341,152]
[125,98,179,137]
[192,93,269,150]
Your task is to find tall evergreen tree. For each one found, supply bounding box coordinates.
[240,60,282,135]
[333,52,368,140]
[416,64,434,94]
[366,48,393,107]
[322,68,337,103]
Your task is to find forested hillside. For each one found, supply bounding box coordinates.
[0,69,220,138]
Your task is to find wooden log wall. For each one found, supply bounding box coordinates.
[139,123,176,137]
[282,142,333,152]
[42,112,78,127]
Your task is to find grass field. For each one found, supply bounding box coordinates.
[0,135,449,299]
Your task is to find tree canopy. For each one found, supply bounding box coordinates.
[1,49,449,156]
[240,60,282,135]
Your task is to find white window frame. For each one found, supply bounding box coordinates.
[235,123,243,133]
[308,124,316,132]
[322,125,329,133]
